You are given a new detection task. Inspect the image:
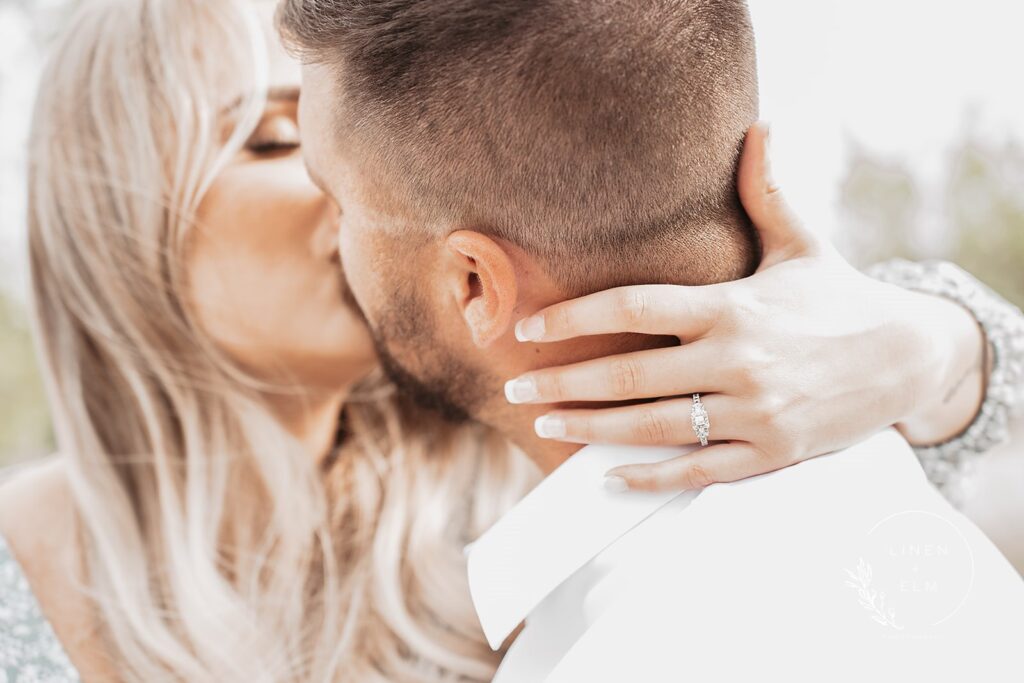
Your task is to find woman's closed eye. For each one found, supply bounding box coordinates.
[246,115,301,155]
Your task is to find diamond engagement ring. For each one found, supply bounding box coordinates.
[691,393,710,447]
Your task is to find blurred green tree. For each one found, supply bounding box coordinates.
[0,290,52,466]
[946,136,1024,308]
[840,130,1024,309]
[838,145,922,265]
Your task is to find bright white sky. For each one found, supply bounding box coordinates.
[751,0,1024,237]
[2,0,1024,299]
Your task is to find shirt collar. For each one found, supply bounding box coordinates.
[466,443,695,650]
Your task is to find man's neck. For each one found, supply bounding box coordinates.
[489,331,678,476]
[484,239,749,475]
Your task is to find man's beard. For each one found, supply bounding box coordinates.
[370,327,472,424]
[364,286,491,425]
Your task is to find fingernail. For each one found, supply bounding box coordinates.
[515,315,545,342]
[504,376,538,403]
[534,415,566,439]
[603,475,629,493]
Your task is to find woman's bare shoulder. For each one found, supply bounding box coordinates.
[0,455,84,629]
[0,456,115,681]
[0,455,77,558]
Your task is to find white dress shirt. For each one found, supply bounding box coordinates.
[467,429,1024,682]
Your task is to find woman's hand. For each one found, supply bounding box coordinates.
[506,122,987,492]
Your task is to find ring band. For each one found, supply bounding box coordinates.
[691,393,710,447]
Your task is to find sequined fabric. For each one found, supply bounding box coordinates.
[868,259,1024,506]
[0,535,80,683]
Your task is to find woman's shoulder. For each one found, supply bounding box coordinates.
[0,455,77,562]
[0,455,84,681]
[0,456,80,603]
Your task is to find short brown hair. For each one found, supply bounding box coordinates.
[279,0,760,293]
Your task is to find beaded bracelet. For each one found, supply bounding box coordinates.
[866,259,1024,505]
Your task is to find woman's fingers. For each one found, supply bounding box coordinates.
[505,341,726,404]
[534,394,741,446]
[513,284,719,343]
[736,122,823,270]
[604,442,777,493]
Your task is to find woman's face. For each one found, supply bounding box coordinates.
[189,8,376,391]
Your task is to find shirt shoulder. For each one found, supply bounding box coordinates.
[544,430,1024,682]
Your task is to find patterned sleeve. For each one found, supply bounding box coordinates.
[866,259,1024,505]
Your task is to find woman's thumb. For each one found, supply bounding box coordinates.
[737,122,822,270]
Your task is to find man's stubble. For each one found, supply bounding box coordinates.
[367,285,492,425]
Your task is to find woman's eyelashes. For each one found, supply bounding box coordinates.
[248,138,300,154]
[246,116,300,155]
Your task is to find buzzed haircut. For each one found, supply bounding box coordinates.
[279,0,761,293]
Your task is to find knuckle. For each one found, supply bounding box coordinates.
[636,409,670,444]
[747,343,771,369]
[769,408,791,433]
[731,358,760,391]
[733,361,759,391]
[755,397,784,430]
[720,287,760,327]
[551,304,573,336]
[758,411,798,456]
[618,288,648,326]
[765,393,792,424]
[562,413,593,442]
[730,345,772,392]
[537,371,567,402]
[682,462,716,490]
[609,358,645,398]
[718,287,746,320]
[578,417,595,443]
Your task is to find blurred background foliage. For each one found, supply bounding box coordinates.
[840,128,1024,308]
[0,293,52,465]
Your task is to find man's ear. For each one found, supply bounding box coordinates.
[444,230,518,348]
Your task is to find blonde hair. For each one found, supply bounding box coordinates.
[27,0,535,680]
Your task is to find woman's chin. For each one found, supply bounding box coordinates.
[299,338,379,389]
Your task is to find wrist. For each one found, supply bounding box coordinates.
[896,289,986,444]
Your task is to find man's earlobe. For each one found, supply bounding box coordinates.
[445,231,518,348]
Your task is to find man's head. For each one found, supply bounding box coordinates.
[281,0,760,464]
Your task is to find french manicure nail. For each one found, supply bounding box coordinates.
[515,316,546,342]
[504,377,538,403]
[603,475,629,493]
[534,415,566,439]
